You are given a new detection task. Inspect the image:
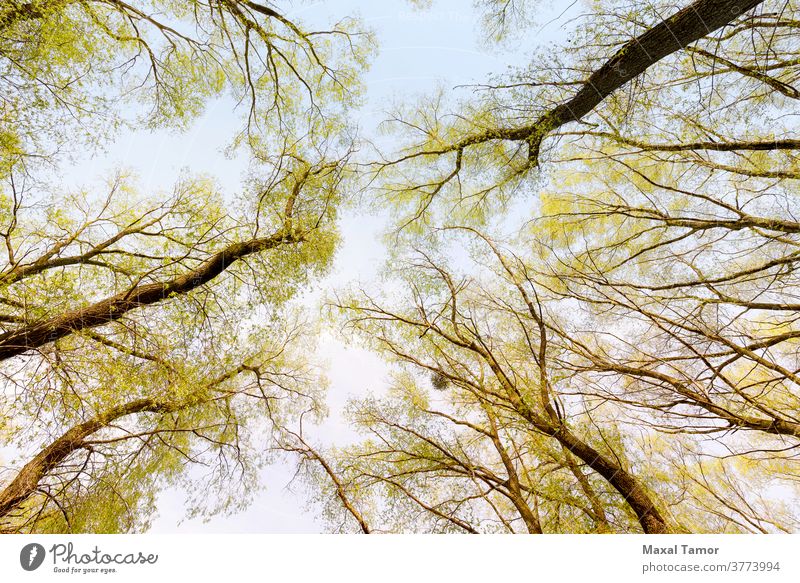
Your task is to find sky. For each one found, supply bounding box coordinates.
[54,0,578,533]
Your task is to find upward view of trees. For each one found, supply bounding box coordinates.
[2,0,799,534]
[0,0,368,532]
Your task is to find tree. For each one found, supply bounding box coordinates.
[4,0,800,535]
[0,0,371,171]
[0,1,370,532]
[325,223,799,533]
[0,155,347,531]
[328,236,669,533]
[307,0,800,533]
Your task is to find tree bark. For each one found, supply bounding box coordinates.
[549,426,669,534]
[0,230,300,362]
[0,398,166,519]
[450,0,767,163]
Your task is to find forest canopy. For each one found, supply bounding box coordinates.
[2,0,800,534]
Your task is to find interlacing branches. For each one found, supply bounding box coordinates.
[0,0,371,169]
[5,0,800,534]
[301,0,800,534]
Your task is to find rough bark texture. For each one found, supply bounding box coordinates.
[514,403,670,533]
[480,347,670,533]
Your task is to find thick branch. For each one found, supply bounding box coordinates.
[579,132,800,153]
[0,398,166,518]
[441,0,766,165]
[0,229,301,362]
